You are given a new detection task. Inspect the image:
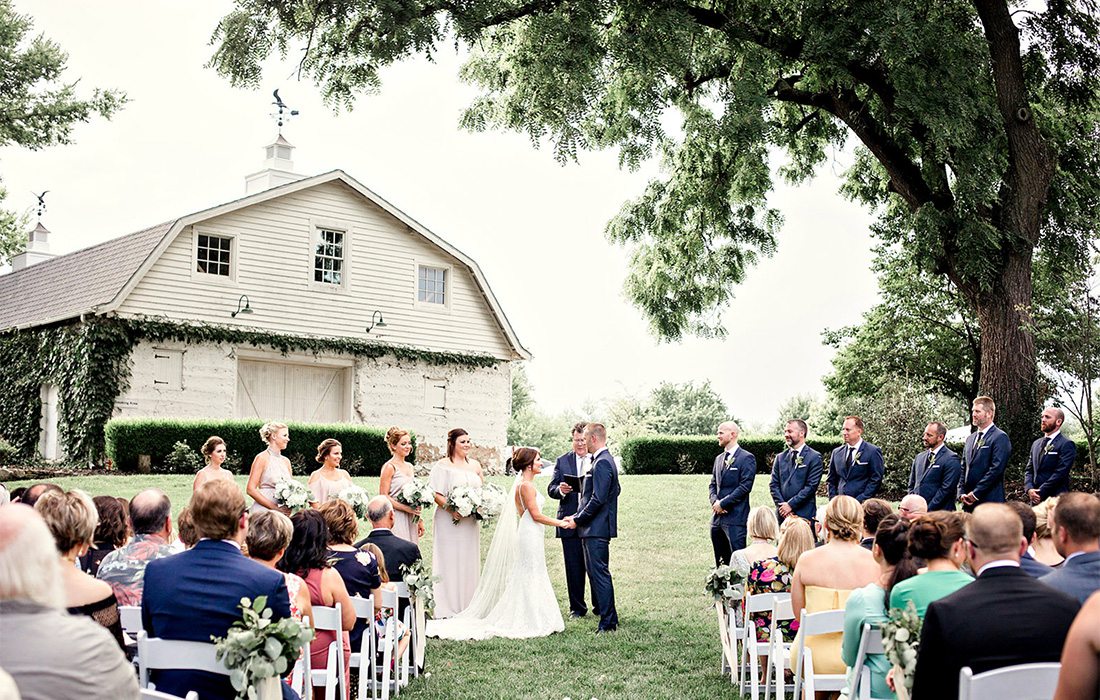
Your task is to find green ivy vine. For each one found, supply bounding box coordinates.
[0,315,502,463]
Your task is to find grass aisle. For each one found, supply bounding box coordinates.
[10,473,786,699]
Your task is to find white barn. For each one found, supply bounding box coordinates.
[0,137,529,467]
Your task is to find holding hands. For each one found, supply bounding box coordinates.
[560,516,577,530]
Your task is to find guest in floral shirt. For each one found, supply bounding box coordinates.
[745,517,815,643]
[96,489,177,606]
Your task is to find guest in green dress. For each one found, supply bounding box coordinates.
[889,511,973,617]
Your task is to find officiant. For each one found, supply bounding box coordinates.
[548,422,593,618]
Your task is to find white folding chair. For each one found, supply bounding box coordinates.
[289,614,313,700]
[311,604,347,700]
[847,623,890,700]
[958,662,1061,700]
[392,581,419,680]
[119,605,144,635]
[739,592,790,700]
[717,599,743,682]
[140,689,199,700]
[764,597,796,700]
[377,616,398,700]
[137,632,229,689]
[792,609,847,700]
[347,596,378,700]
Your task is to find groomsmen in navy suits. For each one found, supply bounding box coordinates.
[959,395,1012,512]
[769,419,824,522]
[827,415,884,502]
[708,421,757,565]
[548,422,592,618]
[908,421,962,511]
[1025,407,1076,504]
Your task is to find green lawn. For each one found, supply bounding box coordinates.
[8,473,799,699]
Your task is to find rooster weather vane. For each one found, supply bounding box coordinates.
[32,191,48,220]
[271,90,300,132]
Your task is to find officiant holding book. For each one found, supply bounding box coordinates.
[548,422,592,618]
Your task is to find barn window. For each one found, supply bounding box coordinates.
[418,265,446,304]
[196,234,233,277]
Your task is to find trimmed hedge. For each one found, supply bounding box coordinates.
[105,418,414,476]
[620,435,845,474]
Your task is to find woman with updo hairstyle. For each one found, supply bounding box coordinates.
[308,438,353,504]
[378,426,421,543]
[428,428,484,618]
[889,511,972,618]
[79,495,129,576]
[193,436,234,493]
[1032,497,1064,566]
[790,496,879,686]
[247,421,293,514]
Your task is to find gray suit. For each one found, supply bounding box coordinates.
[1041,551,1100,604]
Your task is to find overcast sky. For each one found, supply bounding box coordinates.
[3,0,881,429]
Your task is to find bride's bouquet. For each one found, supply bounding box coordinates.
[273,477,313,514]
[394,478,435,521]
[335,484,370,520]
[445,483,506,524]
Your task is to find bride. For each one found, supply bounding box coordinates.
[426,447,573,640]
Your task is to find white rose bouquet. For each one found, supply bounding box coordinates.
[475,483,506,522]
[273,477,312,514]
[335,484,370,520]
[394,478,435,521]
[881,601,923,699]
[212,595,313,700]
[445,483,506,524]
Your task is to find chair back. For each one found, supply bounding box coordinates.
[792,609,847,700]
[798,608,846,636]
[312,603,344,633]
[119,605,143,634]
[310,604,346,700]
[744,592,789,616]
[958,663,1061,700]
[848,624,888,700]
[137,632,229,688]
[141,689,199,700]
[289,615,312,699]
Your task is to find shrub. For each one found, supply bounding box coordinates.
[0,437,15,465]
[620,435,844,475]
[164,441,202,475]
[105,418,415,476]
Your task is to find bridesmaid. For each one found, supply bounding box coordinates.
[379,427,422,543]
[308,438,354,503]
[193,436,235,493]
[246,421,293,514]
[429,428,483,618]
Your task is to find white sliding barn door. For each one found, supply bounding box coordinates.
[236,359,349,423]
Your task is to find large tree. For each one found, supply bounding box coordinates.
[210,0,1100,452]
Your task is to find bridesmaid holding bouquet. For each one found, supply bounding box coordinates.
[379,427,422,543]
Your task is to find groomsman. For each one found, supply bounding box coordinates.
[708,421,757,566]
[827,416,884,502]
[1024,407,1076,504]
[959,395,1012,512]
[548,422,592,618]
[769,419,824,522]
[908,421,962,511]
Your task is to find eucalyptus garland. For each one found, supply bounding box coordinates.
[0,315,502,464]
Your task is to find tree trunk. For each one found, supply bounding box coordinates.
[974,248,1040,482]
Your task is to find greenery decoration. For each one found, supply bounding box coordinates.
[212,595,312,700]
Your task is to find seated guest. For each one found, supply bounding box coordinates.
[1006,500,1055,577]
[364,543,412,661]
[143,480,297,700]
[1053,590,1100,700]
[19,482,60,507]
[1033,497,1065,566]
[1042,492,1100,604]
[842,515,918,699]
[355,496,422,582]
[246,510,313,625]
[860,499,893,549]
[279,509,357,692]
[911,503,1081,700]
[732,507,780,565]
[79,495,129,576]
[0,504,138,699]
[897,494,927,522]
[746,517,815,644]
[97,488,176,605]
[176,505,198,549]
[889,511,972,617]
[34,489,126,650]
[319,499,382,653]
[791,496,879,678]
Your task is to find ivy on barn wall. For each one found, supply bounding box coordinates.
[0,315,502,463]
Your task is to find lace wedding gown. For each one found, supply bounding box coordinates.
[426,480,565,640]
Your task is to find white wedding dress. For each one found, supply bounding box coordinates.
[425,478,565,640]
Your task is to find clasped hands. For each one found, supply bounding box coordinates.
[560,516,577,530]
[959,491,977,506]
[712,502,728,515]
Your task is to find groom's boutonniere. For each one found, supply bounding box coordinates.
[976,435,986,449]
[853,450,862,463]
[928,453,937,468]
[1042,441,1055,455]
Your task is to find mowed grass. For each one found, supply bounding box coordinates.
[8,473,803,699]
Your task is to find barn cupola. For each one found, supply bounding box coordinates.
[245,133,305,194]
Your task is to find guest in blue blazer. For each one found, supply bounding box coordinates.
[769,419,824,522]
[709,421,757,565]
[1041,492,1100,604]
[548,421,593,617]
[142,480,295,700]
[959,396,1012,512]
[827,416,885,502]
[908,421,962,511]
[1006,501,1056,577]
[1025,407,1077,505]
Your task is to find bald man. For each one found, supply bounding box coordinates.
[912,504,1080,699]
[1025,407,1076,504]
[709,421,757,565]
[897,494,927,522]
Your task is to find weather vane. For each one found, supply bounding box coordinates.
[271,89,300,132]
[32,191,48,220]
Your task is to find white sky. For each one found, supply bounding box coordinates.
[2,0,881,428]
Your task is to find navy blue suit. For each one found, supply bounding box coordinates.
[1024,433,1075,499]
[1019,551,1055,578]
[709,447,757,565]
[571,448,621,631]
[769,445,824,521]
[827,441,884,502]
[548,451,590,616]
[142,540,293,700]
[908,445,962,511]
[1041,551,1100,604]
[961,425,1012,511]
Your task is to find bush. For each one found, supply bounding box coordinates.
[0,437,15,465]
[620,435,844,474]
[163,441,202,475]
[105,418,415,476]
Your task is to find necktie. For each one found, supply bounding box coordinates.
[1040,437,1051,455]
[845,446,854,468]
[724,451,734,467]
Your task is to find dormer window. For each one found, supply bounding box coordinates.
[196,233,233,277]
[418,265,447,304]
[314,228,345,286]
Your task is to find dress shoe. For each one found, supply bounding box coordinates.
[595,626,617,635]
[569,611,587,618]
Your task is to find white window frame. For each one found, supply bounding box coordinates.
[309,219,351,292]
[414,261,452,310]
[190,227,238,283]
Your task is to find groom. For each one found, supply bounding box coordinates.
[566,422,621,634]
